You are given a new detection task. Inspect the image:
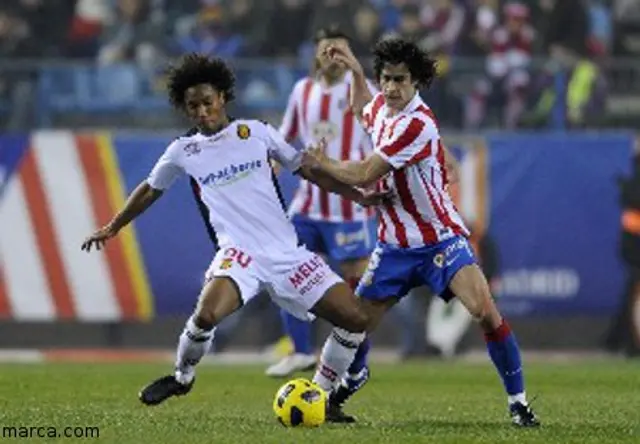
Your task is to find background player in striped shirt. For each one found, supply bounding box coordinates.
[265,26,379,377]
[303,38,540,427]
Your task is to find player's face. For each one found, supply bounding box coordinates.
[184,84,226,133]
[316,38,348,75]
[379,63,417,111]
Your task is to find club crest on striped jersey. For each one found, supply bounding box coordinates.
[237,124,251,140]
[311,121,338,143]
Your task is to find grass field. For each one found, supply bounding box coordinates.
[0,359,638,443]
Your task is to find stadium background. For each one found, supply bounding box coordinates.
[1,0,639,361]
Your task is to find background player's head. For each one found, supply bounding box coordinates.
[313,25,351,80]
[373,37,437,111]
[167,53,236,133]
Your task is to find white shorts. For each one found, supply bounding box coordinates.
[204,245,344,321]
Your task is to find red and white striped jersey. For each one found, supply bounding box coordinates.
[280,72,378,222]
[362,92,470,248]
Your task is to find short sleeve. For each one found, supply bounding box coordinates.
[265,123,303,172]
[146,141,185,190]
[375,116,437,169]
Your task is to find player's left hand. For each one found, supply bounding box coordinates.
[301,140,328,171]
[356,188,393,207]
[81,224,118,252]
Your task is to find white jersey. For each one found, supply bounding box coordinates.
[280,72,377,222]
[147,120,302,259]
[362,92,470,248]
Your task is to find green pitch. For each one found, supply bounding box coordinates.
[0,359,638,443]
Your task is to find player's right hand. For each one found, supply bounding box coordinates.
[356,188,393,207]
[326,44,361,74]
[81,224,118,252]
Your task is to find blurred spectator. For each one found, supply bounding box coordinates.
[464,2,535,130]
[524,47,607,129]
[540,0,588,64]
[310,0,363,36]
[223,0,270,56]
[523,0,605,129]
[383,4,429,44]
[613,0,640,57]
[66,0,110,58]
[261,0,312,59]
[97,0,165,68]
[417,0,466,122]
[0,7,36,59]
[11,0,74,58]
[419,0,466,56]
[375,0,415,32]
[587,0,612,53]
[351,3,384,58]
[458,0,499,57]
[173,2,244,58]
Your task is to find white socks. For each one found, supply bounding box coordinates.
[312,328,365,393]
[175,316,215,385]
[508,392,528,406]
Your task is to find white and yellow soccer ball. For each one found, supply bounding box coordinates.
[273,378,326,427]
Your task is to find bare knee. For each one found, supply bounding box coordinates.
[464,293,501,330]
[465,295,489,320]
[345,308,370,333]
[332,303,369,333]
[193,278,242,330]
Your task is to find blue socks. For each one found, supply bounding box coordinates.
[347,337,370,375]
[484,320,525,400]
[280,309,312,354]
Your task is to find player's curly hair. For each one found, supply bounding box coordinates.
[167,53,236,110]
[373,37,437,89]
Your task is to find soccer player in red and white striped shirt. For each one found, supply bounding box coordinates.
[305,37,540,427]
[265,26,379,378]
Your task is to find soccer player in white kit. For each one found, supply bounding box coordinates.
[80,54,384,413]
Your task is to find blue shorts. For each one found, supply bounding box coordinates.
[356,235,477,302]
[291,214,377,262]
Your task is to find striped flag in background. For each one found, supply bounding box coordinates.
[0,131,153,321]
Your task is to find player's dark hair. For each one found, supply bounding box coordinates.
[167,53,236,110]
[313,24,351,44]
[373,37,437,89]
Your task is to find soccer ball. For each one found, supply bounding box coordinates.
[273,378,326,427]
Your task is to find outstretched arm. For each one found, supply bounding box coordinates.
[303,147,392,188]
[82,143,183,252]
[81,182,163,251]
[107,182,163,232]
[296,165,386,207]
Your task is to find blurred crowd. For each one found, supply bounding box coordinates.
[1,0,640,129]
[1,0,635,61]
